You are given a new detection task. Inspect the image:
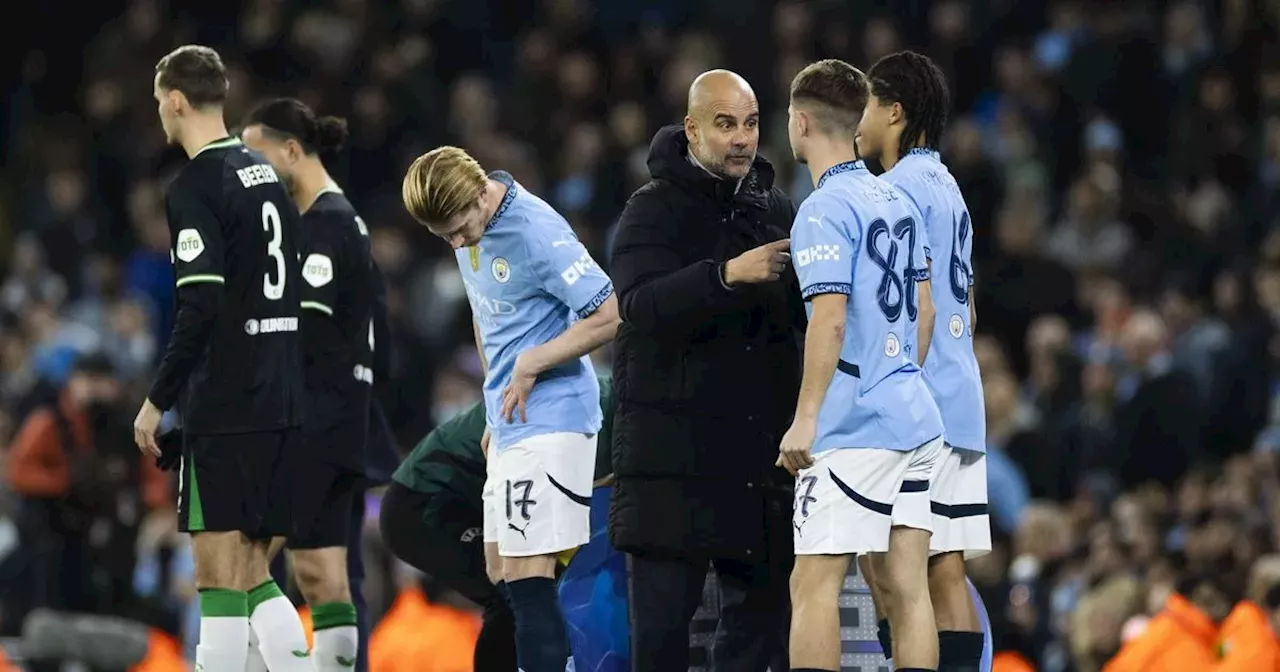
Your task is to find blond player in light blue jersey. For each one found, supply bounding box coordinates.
[401,147,620,672]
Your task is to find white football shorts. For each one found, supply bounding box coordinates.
[928,444,992,558]
[481,431,596,557]
[793,436,945,555]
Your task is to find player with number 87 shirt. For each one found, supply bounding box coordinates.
[132,45,309,672]
[777,59,945,672]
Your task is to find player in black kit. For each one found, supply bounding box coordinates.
[131,45,314,672]
[241,98,377,672]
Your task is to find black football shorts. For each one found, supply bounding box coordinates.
[288,452,360,550]
[179,429,301,538]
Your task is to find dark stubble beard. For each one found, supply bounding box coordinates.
[694,143,754,180]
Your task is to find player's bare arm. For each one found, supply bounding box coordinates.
[969,284,977,333]
[501,293,619,423]
[778,292,845,476]
[472,318,494,456]
[472,318,490,376]
[918,271,936,366]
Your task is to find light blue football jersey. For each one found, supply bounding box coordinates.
[883,149,986,452]
[456,172,612,451]
[791,160,944,454]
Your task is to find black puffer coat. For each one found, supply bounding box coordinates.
[607,124,804,561]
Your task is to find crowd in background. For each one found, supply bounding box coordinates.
[3,0,1280,669]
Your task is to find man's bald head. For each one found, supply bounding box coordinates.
[683,69,760,180]
[687,70,756,116]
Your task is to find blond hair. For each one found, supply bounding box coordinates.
[401,146,488,226]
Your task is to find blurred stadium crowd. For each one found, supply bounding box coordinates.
[4,0,1280,669]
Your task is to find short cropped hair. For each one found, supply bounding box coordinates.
[402,146,488,225]
[789,59,870,134]
[155,45,228,108]
[867,51,952,158]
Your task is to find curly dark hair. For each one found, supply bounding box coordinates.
[867,51,951,159]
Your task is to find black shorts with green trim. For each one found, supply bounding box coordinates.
[178,429,301,539]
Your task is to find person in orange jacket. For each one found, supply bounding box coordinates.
[367,576,480,672]
[1215,558,1280,672]
[6,355,170,511]
[1215,598,1280,671]
[1103,573,1235,672]
[992,650,1036,672]
[128,628,187,672]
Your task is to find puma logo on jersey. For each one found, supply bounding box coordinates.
[236,164,281,188]
[175,229,205,262]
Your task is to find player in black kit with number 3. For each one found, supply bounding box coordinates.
[131,45,314,672]
[241,98,376,672]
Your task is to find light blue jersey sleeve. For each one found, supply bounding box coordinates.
[531,230,614,319]
[791,197,856,299]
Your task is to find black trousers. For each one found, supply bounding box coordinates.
[627,552,789,672]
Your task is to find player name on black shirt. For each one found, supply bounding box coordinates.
[151,136,306,435]
[236,164,281,188]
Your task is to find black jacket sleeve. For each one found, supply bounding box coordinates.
[610,188,755,334]
[147,283,221,411]
[774,191,808,332]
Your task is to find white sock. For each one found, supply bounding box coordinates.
[197,588,249,672]
[313,625,359,671]
[246,628,268,672]
[247,581,314,671]
[310,602,359,671]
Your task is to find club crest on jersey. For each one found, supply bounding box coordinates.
[949,314,964,339]
[884,333,901,357]
[302,253,334,288]
[175,228,205,262]
[468,246,481,272]
[491,257,511,283]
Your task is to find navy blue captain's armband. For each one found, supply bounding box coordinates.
[801,282,852,300]
[575,283,614,320]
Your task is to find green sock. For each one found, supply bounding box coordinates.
[247,579,283,615]
[312,602,359,671]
